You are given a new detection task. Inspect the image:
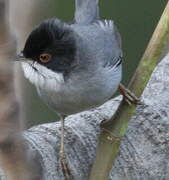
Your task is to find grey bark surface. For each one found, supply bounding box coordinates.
[0,53,169,180]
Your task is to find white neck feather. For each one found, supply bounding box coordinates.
[21,61,64,91]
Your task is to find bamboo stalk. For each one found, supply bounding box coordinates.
[89,1,169,180]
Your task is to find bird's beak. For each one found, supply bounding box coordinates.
[17,52,24,58]
[15,51,26,61]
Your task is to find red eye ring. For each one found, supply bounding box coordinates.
[39,53,51,63]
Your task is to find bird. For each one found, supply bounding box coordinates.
[17,0,138,178]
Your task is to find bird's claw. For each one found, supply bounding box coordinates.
[59,151,71,180]
[119,84,140,105]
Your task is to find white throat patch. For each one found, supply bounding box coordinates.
[21,61,64,91]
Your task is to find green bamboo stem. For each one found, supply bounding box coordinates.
[89,1,169,180]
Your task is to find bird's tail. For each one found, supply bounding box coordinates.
[74,0,99,24]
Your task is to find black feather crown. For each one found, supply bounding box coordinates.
[23,19,76,72]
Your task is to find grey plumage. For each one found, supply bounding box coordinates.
[21,0,122,115]
[75,0,99,24]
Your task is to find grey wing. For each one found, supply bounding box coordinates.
[95,20,123,68]
[103,55,122,69]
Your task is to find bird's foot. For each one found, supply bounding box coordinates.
[119,83,140,105]
[59,151,71,180]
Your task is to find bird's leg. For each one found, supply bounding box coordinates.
[119,83,140,105]
[59,114,71,180]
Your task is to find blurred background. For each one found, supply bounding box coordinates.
[11,0,168,127]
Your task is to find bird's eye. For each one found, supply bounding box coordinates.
[39,53,52,63]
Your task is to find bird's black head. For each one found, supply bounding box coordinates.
[22,19,76,73]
